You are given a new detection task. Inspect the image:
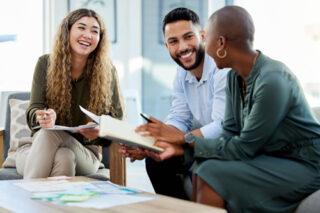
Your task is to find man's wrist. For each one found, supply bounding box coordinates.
[184,132,196,144]
[179,131,186,144]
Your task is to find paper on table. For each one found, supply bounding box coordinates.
[22,180,154,209]
[14,180,96,193]
[64,194,154,209]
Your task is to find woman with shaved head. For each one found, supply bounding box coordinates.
[191,6,320,212]
[151,5,320,213]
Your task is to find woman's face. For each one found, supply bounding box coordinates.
[69,16,100,58]
[204,28,222,68]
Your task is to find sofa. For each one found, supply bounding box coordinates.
[0,92,126,186]
[294,107,320,212]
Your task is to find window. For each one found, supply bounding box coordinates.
[0,0,43,92]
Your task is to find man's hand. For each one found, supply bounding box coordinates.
[145,141,184,162]
[78,122,99,141]
[135,117,185,144]
[119,144,147,162]
[36,108,56,128]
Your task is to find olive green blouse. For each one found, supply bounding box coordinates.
[185,52,320,165]
[26,54,124,146]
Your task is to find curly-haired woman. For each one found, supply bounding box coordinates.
[16,8,125,178]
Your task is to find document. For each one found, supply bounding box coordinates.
[79,105,100,124]
[99,115,164,153]
[16,180,154,209]
[32,105,100,133]
[32,123,98,133]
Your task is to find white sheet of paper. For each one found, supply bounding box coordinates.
[64,194,154,209]
[16,180,154,209]
[14,180,97,193]
[79,105,100,124]
[32,123,98,132]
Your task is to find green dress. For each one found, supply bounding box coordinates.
[184,52,320,212]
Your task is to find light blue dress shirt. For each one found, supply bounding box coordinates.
[166,53,229,139]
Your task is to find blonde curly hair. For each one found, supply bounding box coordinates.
[46,8,122,125]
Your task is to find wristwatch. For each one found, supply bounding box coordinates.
[184,132,195,144]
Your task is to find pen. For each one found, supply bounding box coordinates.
[43,107,47,121]
[140,113,153,123]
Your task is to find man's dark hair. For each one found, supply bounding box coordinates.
[162,7,200,34]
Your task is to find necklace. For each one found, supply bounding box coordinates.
[241,80,246,103]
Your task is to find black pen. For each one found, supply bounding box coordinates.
[43,107,48,121]
[140,113,153,123]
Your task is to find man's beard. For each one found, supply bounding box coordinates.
[171,44,205,71]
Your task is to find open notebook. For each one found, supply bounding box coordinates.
[99,115,164,153]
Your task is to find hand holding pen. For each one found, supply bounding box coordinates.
[35,108,57,128]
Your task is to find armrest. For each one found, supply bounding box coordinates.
[0,129,4,168]
[109,141,126,186]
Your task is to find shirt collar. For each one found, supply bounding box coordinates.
[184,53,214,84]
[72,70,87,83]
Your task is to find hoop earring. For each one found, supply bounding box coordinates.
[216,48,227,59]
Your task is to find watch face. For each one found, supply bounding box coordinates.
[184,133,194,144]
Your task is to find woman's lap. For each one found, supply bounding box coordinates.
[16,129,100,177]
[195,155,320,213]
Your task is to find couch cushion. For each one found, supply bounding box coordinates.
[86,168,110,181]
[2,99,30,167]
[295,189,320,213]
[0,168,23,180]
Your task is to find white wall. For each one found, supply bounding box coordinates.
[234,0,320,105]
[0,0,43,92]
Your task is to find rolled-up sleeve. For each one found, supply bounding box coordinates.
[166,70,193,132]
[200,69,228,138]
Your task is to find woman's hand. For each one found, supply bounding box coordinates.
[36,108,56,128]
[145,141,184,162]
[135,117,185,144]
[78,122,99,141]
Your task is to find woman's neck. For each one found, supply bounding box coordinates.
[71,54,88,80]
[232,50,258,81]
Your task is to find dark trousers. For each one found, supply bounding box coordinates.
[145,156,190,200]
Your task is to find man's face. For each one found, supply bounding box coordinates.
[164,20,204,71]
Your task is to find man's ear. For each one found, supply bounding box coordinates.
[165,42,168,49]
[200,30,205,42]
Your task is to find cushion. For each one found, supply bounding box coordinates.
[312,107,320,122]
[0,168,23,180]
[295,189,320,213]
[2,99,31,168]
[86,168,110,181]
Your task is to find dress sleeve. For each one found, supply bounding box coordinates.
[26,55,48,131]
[193,71,291,160]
